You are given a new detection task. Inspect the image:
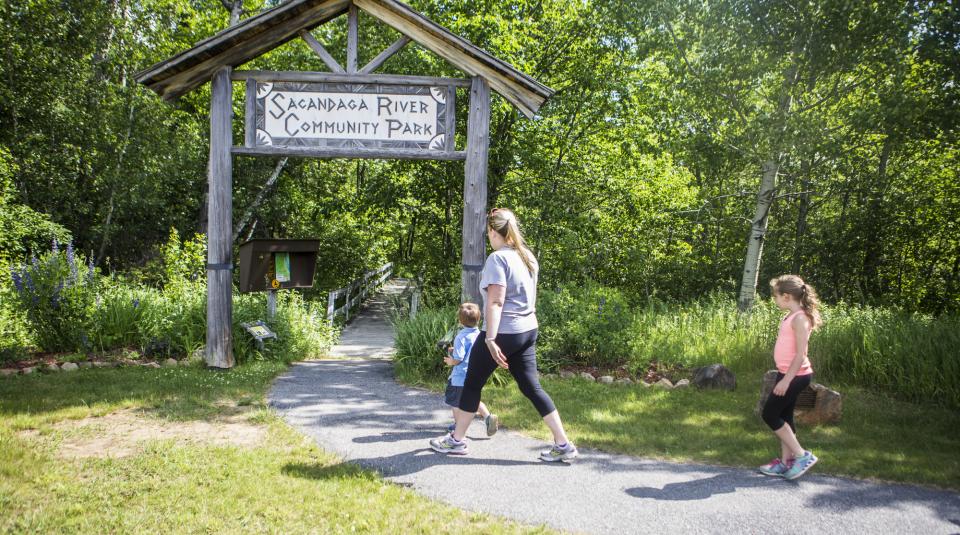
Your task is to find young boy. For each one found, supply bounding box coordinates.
[444,303,498,436]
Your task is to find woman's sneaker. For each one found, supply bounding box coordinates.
[757,458,790,477]
[539,442,578,462]
[782,451,818,480]
[429,433,468,455]
[485,414,499,436]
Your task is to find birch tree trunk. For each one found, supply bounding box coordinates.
[737,44,804,311]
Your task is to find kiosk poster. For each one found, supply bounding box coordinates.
[275,252,291,283]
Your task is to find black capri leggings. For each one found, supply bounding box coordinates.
[761,372,812,432]
[458,329,557,417]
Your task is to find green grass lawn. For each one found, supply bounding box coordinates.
[0,363,552,534]
[409,371,960,490]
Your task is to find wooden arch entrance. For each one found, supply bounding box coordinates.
[136,0,554,368]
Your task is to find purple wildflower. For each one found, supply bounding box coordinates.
[10,268,23,294]
[23,271,35,293]
[31,254,39,270]
[132,298,140,309]
[87,254,95,284]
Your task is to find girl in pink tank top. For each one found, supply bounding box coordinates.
[758,275,823,481]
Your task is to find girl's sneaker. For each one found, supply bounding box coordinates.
[485,414,499,436]
[429,433,468,455]
[757,458,790,477]
[539,442,578,462]
[782,451,818,480]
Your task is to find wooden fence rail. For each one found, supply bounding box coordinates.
[326,262,393,325]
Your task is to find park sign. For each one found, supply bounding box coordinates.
[251,81,454,153]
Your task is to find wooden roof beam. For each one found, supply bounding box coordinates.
[360,35,411,74]
[299,30,345,73]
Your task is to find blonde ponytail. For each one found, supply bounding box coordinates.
[770,275,823,329]
[488,208,537,276]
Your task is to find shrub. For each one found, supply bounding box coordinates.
[393,306,457,383]
[8,241,97,352]
[537,284,635,370]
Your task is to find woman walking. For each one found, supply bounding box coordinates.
[430,208,577,461]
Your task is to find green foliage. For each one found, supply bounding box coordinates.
[8,242,97,352]
[393,307,457,383]
[0,269,31,363]
[537,285,635,370]
[406,288,960,408]
[0,147,71,263]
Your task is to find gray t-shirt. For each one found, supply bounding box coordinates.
[479,247,538,334]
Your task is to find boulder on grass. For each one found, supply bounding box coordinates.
[615,378,633,385]
[755,369,842,425]
[162,358,179,367]
[44,364,61,373]
[692,364,737,391]
[560,370,576,379]
[0,368,19,377]
[578,372,596,382]
[598,375,615,384]
[674,379,690,388]
[61,362,80,372]
[655,378,674,389]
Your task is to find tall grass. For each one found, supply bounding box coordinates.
[398,291,960,408]
[392,307,457,383]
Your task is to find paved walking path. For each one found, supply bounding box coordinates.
[270,285,960,534]
[327,279,408,359]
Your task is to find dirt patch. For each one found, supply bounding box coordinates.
[19,407,266,459]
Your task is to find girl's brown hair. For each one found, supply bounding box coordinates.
[487,208,537,276]
[770,275,823,329]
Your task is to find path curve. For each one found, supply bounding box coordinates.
[269,359,960,534]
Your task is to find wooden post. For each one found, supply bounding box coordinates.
[267,289,277,319]
[462,76,490,306]
[206,66,235,369]
[346,2,359,73]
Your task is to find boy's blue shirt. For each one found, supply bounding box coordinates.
[449,326,480,387]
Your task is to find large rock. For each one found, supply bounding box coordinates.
[0,368,19,377]
[654,378,674,389]
[615,378,633,385]
[692,364,737,391]
[21,367,36,375]
[61,362,80,372]
[44,363,61,373]
[598,375,615,384]
[559,370,576,379]
[674,379,690,388]
[162,358,179,367]
[756,370,842,424]
[78,361,93,368]
[578,372,596,382]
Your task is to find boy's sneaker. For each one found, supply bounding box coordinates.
[485,414,499,436]
[782,451,818,480]
[757,458,790,477]
[539,442,578,462]
[429,433,468,455]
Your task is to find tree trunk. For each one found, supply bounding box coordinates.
[792,160,812,273]
[737,42,804,311]
[737,159,780,310]
[232,157,287,243]
[860,136,893,300]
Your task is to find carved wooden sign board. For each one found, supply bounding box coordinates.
[253,81,454,153]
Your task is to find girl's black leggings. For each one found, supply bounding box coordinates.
[761,372,813,432]
[458,329,557,417]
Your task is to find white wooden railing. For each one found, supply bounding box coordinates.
[326,262,393,325]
